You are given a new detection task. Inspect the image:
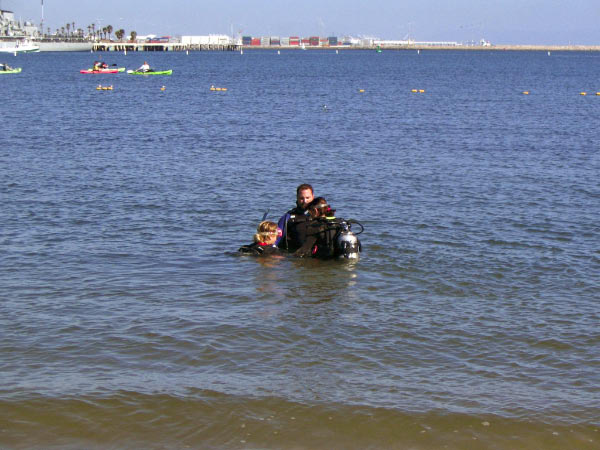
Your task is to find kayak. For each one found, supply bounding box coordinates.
[80,68,125,74]
[0,67,22,74]
[127,69,172,75]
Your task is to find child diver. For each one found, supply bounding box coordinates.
[239,221,283,256]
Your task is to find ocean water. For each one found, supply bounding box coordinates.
[1,49,599,449]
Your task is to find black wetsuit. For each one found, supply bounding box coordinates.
[277,206,312,253]
[238,242,283,256]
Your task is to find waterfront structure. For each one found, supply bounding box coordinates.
[1,9,40,52]
[1,8,94,51]
[1,9,38,37]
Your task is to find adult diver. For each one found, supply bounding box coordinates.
[276,183,314,253]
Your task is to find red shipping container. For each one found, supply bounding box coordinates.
[251,38,261,46]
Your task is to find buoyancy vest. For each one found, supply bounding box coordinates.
[311,217,344,258]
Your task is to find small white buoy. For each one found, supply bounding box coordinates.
[336,50,339,54]
[124,49,127,55]
[240,49,243,55]
[277,50,280,55]
[417,49,420,55]
[548,51,551,56]
[14,51,17,56]
[186,50,189,55]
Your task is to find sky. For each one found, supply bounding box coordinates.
[4,0,600,45]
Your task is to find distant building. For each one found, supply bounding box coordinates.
[1,9,39,37]
[373,39,412,46]
[414,41,462,47]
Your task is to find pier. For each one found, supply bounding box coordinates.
[93,42,241,52]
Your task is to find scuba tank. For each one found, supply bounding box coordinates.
[335,220,362,259]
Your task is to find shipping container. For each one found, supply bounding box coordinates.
[328,36,338,46]
[260,36,270,46]
[309,36,320,46]
[251,38,261,46]
[270,36,280,45]
[280,37,290,46]
[242,36,252,45]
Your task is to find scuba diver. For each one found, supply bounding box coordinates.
[277,183,314,253]
[239,221,284,256]
[294,197,362,260]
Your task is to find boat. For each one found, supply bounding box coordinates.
[0,38,40,54]
[127,69,172,75]
[0,67,22,74]
[80,67,125,74]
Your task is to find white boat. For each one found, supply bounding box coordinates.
[0,38,40,53]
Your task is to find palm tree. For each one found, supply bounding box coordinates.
[106,25,113,41]
[66,23,70,37]
[115,29,125,42]
[130,31,137,43]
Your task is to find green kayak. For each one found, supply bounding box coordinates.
[127,69,172,75]
[0,67,22,74]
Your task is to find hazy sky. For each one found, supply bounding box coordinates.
[5,0,600,45]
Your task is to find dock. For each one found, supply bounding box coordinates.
[93,42,241,52]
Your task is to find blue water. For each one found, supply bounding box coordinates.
[1,50,599,449]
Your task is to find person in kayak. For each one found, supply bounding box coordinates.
[239,221,283,256]
[137,61,151,73]
[1,63,14,71]
[276,183,315,252]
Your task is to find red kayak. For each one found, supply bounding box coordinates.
[80,68,122,74]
